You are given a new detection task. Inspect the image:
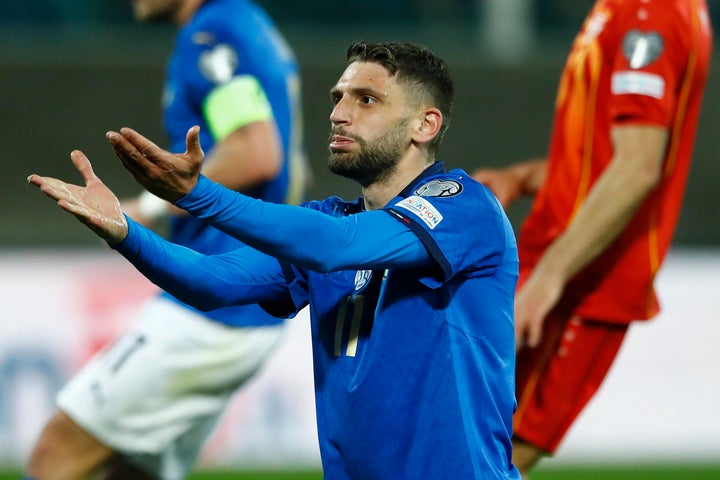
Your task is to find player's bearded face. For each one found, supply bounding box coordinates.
[328,117,411,184]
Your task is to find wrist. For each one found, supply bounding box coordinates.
[106,213,131,246]
[174,174,211,210]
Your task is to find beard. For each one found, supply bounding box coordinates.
[328,118,410,186]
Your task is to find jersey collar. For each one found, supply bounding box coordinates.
[397,161,446,198]
[352,161,446,212]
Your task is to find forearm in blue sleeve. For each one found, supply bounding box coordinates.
[113,215,289,311]
[175,175,432,272]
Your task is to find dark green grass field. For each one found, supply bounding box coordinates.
[4,464,720,479]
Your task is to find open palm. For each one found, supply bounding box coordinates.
[28,150,128,244]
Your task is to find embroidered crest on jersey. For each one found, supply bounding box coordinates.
[354,270,372,291]
[414,179,463,197]
[622,30,664,69]
[395,196,443,230]
[199,43,239,84]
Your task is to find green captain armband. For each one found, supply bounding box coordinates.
[203,75,273,141]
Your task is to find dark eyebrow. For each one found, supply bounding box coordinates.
[329,86,388,99]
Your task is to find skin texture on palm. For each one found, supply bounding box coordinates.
[28,150,128,244]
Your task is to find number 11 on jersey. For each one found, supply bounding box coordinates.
[334,295,365,357]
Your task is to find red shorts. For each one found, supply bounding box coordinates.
[513,312,628,453]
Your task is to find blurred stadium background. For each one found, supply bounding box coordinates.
[1,1,719,478]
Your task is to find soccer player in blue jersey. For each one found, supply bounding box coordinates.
[24,1,307,479]
[29,41,520,479]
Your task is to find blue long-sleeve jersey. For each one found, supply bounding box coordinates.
[115,162,521,479]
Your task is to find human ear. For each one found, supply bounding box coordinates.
[412,107,442,145]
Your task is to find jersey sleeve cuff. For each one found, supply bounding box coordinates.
[174,174,216,212]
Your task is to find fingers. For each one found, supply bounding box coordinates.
[185,125,203,158]
[26,174,42,188]
[106,129,138,163]
[514,315,544,351]
[526,322,542,349]
[106,129,157,181]
[56,195,93,218]
[28,145,128,244]
[69,150,97,185]
[29,151,96,201]
[119,127,163,159]
[27,174,70,202]
[106,128,157,168]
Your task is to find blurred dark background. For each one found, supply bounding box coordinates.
[1,0,719,246]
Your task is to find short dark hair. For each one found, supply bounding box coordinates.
[346,41,454,153]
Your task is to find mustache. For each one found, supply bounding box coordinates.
[329,128,361,142]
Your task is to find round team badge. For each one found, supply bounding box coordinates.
[415,179,463,197]
[622,30,664,69]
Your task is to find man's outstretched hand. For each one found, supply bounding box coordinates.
[27,150,129,244]
[107,125,204,202]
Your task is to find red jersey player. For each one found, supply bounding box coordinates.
[473,0,713,476]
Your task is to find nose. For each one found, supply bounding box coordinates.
[330,96,350,126]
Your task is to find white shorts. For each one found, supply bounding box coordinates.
[57,296,286,480]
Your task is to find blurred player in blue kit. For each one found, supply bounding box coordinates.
[29,41,521,479]
[24,0,307,479]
